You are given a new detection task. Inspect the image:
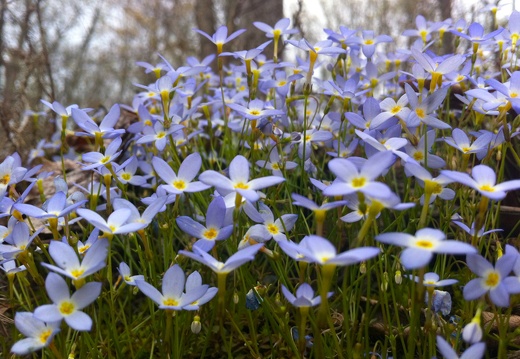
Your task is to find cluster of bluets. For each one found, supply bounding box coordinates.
[3,8,520,358]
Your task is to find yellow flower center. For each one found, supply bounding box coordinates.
[479,184,495,192]
[415,240,434,249]
[278,80,287,86]
[39,329,53,344]
[271,163,280,170]
[163,298,179,307]
[267,223,279,235]
[156,131,166,139]
[235,182,249,190]
[71,268,85,278]
[121,173,131,181]
[249,109,261,116]
[432,183,443,195]
[173,179,187,190]
[364,39,374,45]
[59,301,75,315]
[100,156,110,164]
[415,108,425,119]
[391,105,401,115]
[484,271,500,288]
[413,151,424,161]
[203,228,218,240]
[0,174,10,185]
[351,177,366,188]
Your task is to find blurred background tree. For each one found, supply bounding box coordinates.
[0,0,512,159]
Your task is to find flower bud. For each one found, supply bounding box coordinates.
[191,315,202,334]
[394,270,402,285]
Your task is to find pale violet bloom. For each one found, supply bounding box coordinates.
[405,84,451,129]
[410,47,466,88]
[227,99,284,121]
[41,238,108,281]
[436,335,485,359]
[256,147,298,177]
[179,243,263,275]
[242,201,298,242]
[340,193,414,223]
[355,129,408,160]
[442,164,520,201]
[153,153,210,194]
[10,312,60,355]
[375,228,477,269]
[371,93,411,129]
[72,104,125,140]
[291,193,346,214]
[81,137,122,171]
[199,155,285,202]
[136,121,184,152]
[404,130,446,169]
[404,162,455,204]
[407,272,458,287]
[463,245,517,307]
[34,273,101,331]
[277,235,380,266]
[323,150,395,199]
[253,18,298,39]
[176,196,233,252]
[182,271,218,310]
[118,262,144,286]
[193,25,246,49]
[0,155,28,200]
[114,156,148,186]
[0,221,42,260]
[281,283,331,308]
[112,197,167,228]
[452,219,502,239]
[135,264,210,310]
[443,128,493,155]
[14,191,87,221]
[77,208,147,236]
[349,30,393,59]
[0,259,26,274]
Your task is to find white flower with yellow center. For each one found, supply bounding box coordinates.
[11,312,60,355]
[34,273,101,331]
[376,228,477,269]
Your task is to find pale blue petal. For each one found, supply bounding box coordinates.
[463,278,487,300]
[489,284,510,307]
[65,310,92,331]
[34,304,63,322]
[177,216,206,238]
[162,264,185,298]
[400,248,432,269]
[466,254,493,277]
[72,282,102,309]
[178,153,202,182]
[45,272,70,303]
[135,280,163,305]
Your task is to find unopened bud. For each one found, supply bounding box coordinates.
[381,272,388,291]
[360,262,366,274]
[233,291,239,304]
[395,270,402,285]
[191,315,201,334]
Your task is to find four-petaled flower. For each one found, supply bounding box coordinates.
[375,228,477,269]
